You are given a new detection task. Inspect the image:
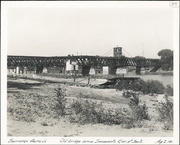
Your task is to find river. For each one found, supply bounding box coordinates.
[127,74,173,87]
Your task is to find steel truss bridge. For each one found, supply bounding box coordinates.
[7,55,161,75]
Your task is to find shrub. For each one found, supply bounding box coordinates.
[54,86,67,116]
[130,103,149,121]
[165,85,173,96]
[157,95,173,130]
[129,92,140,106]
[128,92,150,121]
[145,80,165,94]
[70,99,83,114]
[123,90,138,98]
[70,99,104,124]
[8,105,36,122]
[117,79,165,94]
[7,90,68,122]
[116,80,130,90]
[7,93,52,122]
[69,91,149,128]
[130,79,148,93]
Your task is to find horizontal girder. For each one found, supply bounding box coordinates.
[7,55,160,68]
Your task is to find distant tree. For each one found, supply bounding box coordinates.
[158,49,173,71]
[134,56,145,62]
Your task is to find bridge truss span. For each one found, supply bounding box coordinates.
[7,55,160,75]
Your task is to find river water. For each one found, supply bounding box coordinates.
[127,74,173,87]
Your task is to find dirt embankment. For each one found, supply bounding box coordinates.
[7,77,173,137]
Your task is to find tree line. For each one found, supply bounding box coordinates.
[134,49,173,71]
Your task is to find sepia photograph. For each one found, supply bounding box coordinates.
[1,1,179,144]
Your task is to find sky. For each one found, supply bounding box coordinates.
[6,2,174,58]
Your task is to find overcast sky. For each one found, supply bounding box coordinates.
[7,2,174,58]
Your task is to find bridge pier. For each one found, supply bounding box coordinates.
[15,66,28,75]
[34,67,36,74]
[94,66,103,74]
[82,65,91,76]
[7,66,15,75]
[61,67,66,74]
[89,67,96,75]
[26,67,32,74]
[13,68,16,75]
[136,66,142,75]
[23,67,27,74]
[109,66,117,75]
[36,65,44,74]
[42,67,48,73]
[16,66,20,75]
[89,66,118,75]
[19,67,23,74]
[102,66,109,75]
[19,66,24,74]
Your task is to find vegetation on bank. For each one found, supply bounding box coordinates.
[157,95,173,130]
[158,49,173,71]
[69,97,149,128]
[56,84,173,130]
[116,79,165,94]
[54,87,67,116]
[7,77,173,130]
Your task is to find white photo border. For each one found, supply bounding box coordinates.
[1,1,179,145]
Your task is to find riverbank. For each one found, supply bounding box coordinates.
[7,75,173,137]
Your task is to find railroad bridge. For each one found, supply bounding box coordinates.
[7,47,161,76]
